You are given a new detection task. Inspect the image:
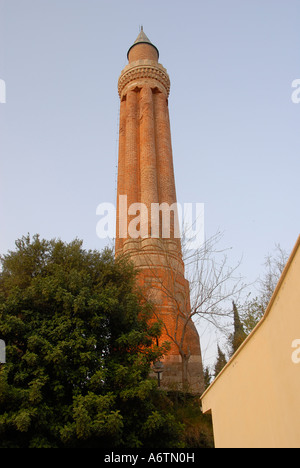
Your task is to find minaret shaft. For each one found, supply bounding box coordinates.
[115,30,204,393]
[125,90,139,209]
[116,86,180,249]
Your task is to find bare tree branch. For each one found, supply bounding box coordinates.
[137,229,249,388]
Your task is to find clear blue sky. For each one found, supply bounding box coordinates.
[1,0,299,364]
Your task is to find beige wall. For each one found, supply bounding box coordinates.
[201,236,300,448]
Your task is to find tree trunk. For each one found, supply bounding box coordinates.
[181,353,190,390]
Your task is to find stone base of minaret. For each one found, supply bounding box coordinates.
[152,354,204,394]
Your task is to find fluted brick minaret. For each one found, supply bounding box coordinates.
[115,28,204,393]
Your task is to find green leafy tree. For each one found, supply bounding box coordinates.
[239,296,264,335]
[238,244,289,336]
[0,235,183,448]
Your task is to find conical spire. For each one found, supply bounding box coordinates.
[127,26,159,59]
[133,26,152,45]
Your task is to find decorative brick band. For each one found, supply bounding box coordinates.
[118,63,170,97]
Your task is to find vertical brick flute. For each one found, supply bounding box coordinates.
[115,28,204,392]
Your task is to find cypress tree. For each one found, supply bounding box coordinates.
[203,366,212,390]
[213,345,227,378]
[230,301,247,356]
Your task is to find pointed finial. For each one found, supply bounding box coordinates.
[141,25,143,32]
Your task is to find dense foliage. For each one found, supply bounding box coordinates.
[0,235,186,448]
